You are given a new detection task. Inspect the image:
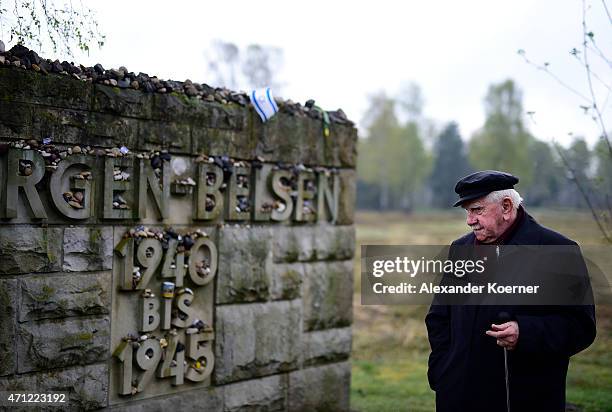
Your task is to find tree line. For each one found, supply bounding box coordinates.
[357,79,612,211]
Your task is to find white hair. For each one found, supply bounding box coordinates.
[484,189,523,210]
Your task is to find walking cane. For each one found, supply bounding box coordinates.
[496,311,512,412]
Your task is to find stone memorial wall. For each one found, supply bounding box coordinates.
[0,52,357,411]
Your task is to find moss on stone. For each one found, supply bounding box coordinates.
[40,229,49,252]
[281,269,302,299]
[78,332,94,340]
[39,110,57,122]
[228,271,270,302]
[46,250,57,265]
[174,91,199,108]
[248,235,269,263]
[89,227,102,244]
[60,332,94,348]
[0,288,9,308]
[281,233,300,262]
[57,298,69,311]
[33,284,55,302]
[81,282,102,293]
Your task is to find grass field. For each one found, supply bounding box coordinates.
[351,209,612,412]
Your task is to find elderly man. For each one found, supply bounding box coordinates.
[425,170,596,412]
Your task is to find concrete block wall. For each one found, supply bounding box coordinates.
[0,64,357,411]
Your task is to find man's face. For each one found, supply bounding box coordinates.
[462,197,505,243]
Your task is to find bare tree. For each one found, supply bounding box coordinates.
[204,39,283,92]
[519,0,612,243]
[205,40,240,90]
[242,44,282,90]
[0,0,105,56]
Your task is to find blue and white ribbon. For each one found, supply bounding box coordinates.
[251,88,279,122]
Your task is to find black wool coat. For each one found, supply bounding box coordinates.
[425,212,596,412]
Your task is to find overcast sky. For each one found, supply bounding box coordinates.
[12,0,612,146]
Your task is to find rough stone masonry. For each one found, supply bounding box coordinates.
[0,47,357,411]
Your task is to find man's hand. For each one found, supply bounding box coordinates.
[485,321,519,350]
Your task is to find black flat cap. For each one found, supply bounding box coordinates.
[453,170,519,207]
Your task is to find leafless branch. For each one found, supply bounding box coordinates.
[555,142,612,243]
[602,0,612,24]
[570,50,612,92]
[582,0,612,158]
[518,51,592,103]
[585,42,612,69]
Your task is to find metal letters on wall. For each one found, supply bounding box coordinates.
[0,145,342,403]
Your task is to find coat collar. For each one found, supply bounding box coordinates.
[504,210,542,246]
[456,207,542,246]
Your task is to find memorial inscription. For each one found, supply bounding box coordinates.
[0,147,340,223]
[110,226,216,402]
[0,141,342,404]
